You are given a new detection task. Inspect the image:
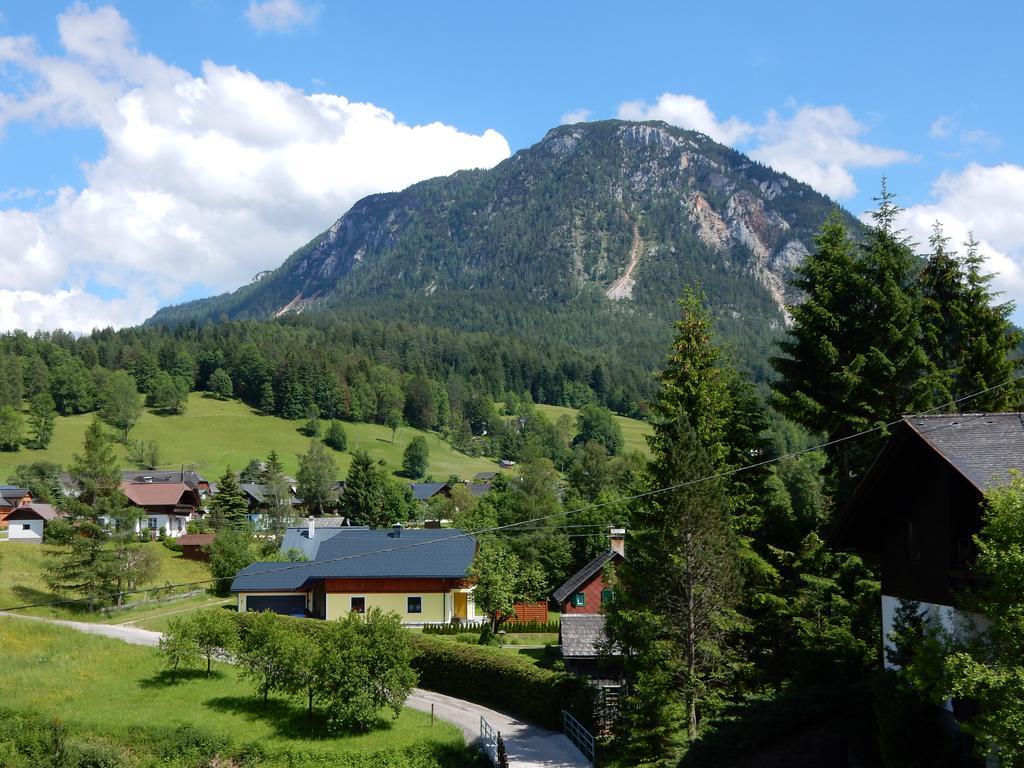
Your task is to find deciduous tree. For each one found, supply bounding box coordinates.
[296,440,338,516]
[99,370,142,443]
[27,392,56,449]
[401,436,429,478]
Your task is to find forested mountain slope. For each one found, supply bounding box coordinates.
[150,120,857,384]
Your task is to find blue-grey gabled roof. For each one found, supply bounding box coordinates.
[231,528,476,593]
[410,482,449,501]
[279,524,357,560]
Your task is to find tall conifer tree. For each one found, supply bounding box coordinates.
[920,226,1021,411]
[772,187,929,496]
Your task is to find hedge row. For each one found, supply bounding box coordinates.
[0,708,486,768]
[421,619,560,635]
[408,634,590,730]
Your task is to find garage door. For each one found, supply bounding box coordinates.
[245,595,306,616]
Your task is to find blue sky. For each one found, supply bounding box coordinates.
[0,0,1022,330]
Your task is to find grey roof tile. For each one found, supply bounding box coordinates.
[560,614,609,658]
[232,527,476,592]
[905,413,1024,490]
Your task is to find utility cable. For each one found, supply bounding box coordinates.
[1,372,1021,613]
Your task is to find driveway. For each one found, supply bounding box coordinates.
[0,612,589,768]
[407,688,589,768]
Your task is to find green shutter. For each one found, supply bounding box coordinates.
[601,588,613,604]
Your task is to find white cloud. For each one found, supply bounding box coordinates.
[930,116,954,139]
[617,93,754,146]
[898,163,1024,315]
[0,5,511,332]
[961,128,1000,150]
[749,106,914,200]
[560,108,592,125]
[245,0,320,33]
[616,93,912,200]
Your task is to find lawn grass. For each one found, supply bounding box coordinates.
[0,395,498,483]
[0,617,467,757]
[533,403,651,456]
[0,539,214,619]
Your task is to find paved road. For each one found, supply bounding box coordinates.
[406,688,588,768]
[0,612,589,768]
[0,611,163,645]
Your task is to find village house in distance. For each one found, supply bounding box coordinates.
[231,520,478,624]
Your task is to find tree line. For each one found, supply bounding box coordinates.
[602,186,1022,766]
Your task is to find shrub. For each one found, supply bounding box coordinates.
[408,633,589,729]
[422,618,559,634]
[161,537,182,552]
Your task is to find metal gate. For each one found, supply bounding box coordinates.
[563,709,595,764]
[480,716,509,768]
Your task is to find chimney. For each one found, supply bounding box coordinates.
[308,516,315,540]
[392,523,403,538]
[609,527,625,557]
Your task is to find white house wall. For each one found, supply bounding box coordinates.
[7,519,43,543]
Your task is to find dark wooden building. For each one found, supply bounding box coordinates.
[835,413,1024,664]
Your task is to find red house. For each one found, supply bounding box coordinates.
[553,528,625,614]
[554,528,626,678]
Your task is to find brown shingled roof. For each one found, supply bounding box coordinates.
[121,482,198,507]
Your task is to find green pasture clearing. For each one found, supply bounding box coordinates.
[0,539,214,619]
[0,617,467,757]
[0,395,498,482]
[532,403,651,456]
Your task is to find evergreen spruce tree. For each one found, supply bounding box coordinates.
[606,292,745,760]
[772,188,929,497]
[920,227,1022,411]
[606,417,740,760]
[69,416,120,506]
[45,519,115,605]
[208,468,250,530]
[340,449,387,526]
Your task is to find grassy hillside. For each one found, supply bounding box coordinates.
[0,397,652,483]
[0,617,469,761]
[0,539,215,618]
[0,396,497,483]
[533,403,652,456]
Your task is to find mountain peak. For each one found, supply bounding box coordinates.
[149,119,849,362]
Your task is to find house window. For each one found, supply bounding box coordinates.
[600,588,613,605]
[21,523,30,530]
[148,518,158,530]
[572,592,586,608]
[351,597,365,614]
[407,596,422,614]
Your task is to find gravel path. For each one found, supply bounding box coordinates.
[0,612,589,768]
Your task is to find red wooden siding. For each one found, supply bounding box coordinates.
[560,571,610,614]
[511,601,549,622]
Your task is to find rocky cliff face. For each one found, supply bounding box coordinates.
[149,120,849,336]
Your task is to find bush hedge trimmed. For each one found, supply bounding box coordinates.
[408,634,590,729]
[421,619,560,635]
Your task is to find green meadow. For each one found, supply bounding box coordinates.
[0,538,215,619]
[0,617,471,764]
[533,403,652,456]
[0,396,651,483]
[0,395,496,482]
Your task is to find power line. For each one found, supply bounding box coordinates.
[2,373,1021,614]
